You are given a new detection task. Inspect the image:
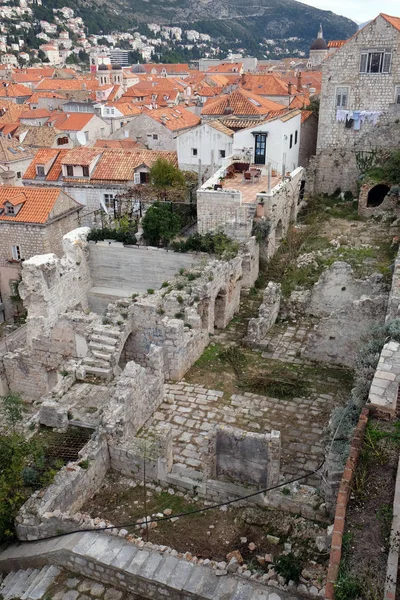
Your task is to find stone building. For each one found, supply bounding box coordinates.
[0,186,82,320]
[307,13,400,195]
[22,146,179,224]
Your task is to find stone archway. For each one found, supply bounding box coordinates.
[367,184,390,208]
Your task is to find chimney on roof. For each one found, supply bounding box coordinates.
[1,168,16,187]
[287,82,293,96]
[297,72,302,92]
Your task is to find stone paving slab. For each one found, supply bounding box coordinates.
[138,383,336,484]
[258,320,318,364]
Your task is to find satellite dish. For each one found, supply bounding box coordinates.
[76,131,87,146]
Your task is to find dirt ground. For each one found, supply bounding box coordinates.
[83,472,328,572]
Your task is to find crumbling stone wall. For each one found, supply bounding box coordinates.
[16,435,110,540]
[302,262,388,367]
[246,282,281,345]
[203,425,281,488]
[20,228,92,344]
[258,167,304,259]
[358,180,397,218]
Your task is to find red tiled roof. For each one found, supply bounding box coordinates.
[93,139,140,149]
[301,110,313,123]
[241,73,289,96]
[0,186,76,224]
[91,149,178,181]
[52,113,94,131]
[381,13,400,31]
[327,40,346,48]
[0,83,32,98]
[61,147,101,166]
[202,89,283,117]
[20,108,51,119]
[207,62,243,74]
[23,148,69,181]
[35,78,99,91]
[143,106,200,131]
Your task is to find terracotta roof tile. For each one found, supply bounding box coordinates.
[143,106,200,131]
[23,148,69,181]
[61,147,101,166]
[241,74,289,96]
[0,186,78,224]
[20,108,52,119]
[35,78,99,92]
[53,113,94,131]
[93,139,141,149]
[301,110,313,123]
[0,137,34,162]
[202,89,283,117]
[0,83,32,98]
[91,149,178,181]
[207,62,243,74]
[327,40,346,48]
[0,102,27,123]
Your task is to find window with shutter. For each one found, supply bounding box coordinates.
[134,172,141,184]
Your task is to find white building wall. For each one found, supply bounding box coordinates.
[233,113,301,173]
[177,123,233,173]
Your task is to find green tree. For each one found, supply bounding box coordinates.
[150,158,186,188]
[0,394,44,541]
[385,150,400,185]
[142,202,182,246]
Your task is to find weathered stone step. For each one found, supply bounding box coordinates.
[0,532,293,600]
[26,565,60,600]
[90,335,118,346]
[92,328,121,340]
[88,342,116,354]
[92,350,113,362]
[84,366,113,379]
[3,568,35,599]
[83,357,110,369]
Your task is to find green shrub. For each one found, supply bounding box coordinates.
[174,312,184,319]
[177,295,184,304]
[274,553,302,583]
[147,288,154,294]
[170,231,239,260]
[219,346,247,377]
[142,202,182,246]
[161,281,169,288]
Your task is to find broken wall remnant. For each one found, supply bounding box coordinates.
[246,282,281,345]
[303,262,388,367]
[368,341,400,417]
[203,425,281,488]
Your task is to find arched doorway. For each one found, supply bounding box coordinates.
[367,184,390,208]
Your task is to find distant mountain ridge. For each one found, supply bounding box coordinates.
[32,0,358,57]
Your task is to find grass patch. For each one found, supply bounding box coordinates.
[239,369,309,399]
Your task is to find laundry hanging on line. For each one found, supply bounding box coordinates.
[335,109,382,126]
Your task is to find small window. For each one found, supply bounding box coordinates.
[336,86,349,108]
[6,204,15,215]
[140,172,150,184]
[82,165,89,177]
[360,50,392,74]
[16,171,21,179]
[11,245,21,260]
[133,172,141,184]
[289,134,293,149]
[104,193,115,209]
[84,130,89,141]
[395,86,400,105]
[192,148,198,156]
[57,136,69,146]
[294,130,298,145]
[36,165,45,176]
[219,150,226,158]
[66,165,73,177]
[153,134,158,140]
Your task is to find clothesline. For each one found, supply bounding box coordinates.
[336,109,382,128]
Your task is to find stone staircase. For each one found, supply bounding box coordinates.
[82,327,123,380]
[0,532,299,600]
[0,565,60,600]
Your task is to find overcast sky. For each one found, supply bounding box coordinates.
[300,0,398,23]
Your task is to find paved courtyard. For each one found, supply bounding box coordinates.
[138,382,338,486]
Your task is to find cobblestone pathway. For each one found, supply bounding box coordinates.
[257,319,318,363]
[49,572,145,600]
[138,383,337,486]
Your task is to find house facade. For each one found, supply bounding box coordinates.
[0,186,82,320]
[308,13,400,195]
[233,110,302,174]
[177,121,234,176]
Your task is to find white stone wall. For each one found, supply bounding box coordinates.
[110,113,176,150]
[177,122,233,173]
